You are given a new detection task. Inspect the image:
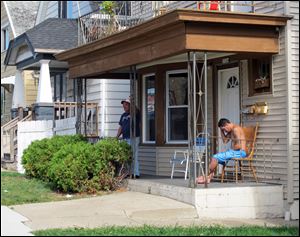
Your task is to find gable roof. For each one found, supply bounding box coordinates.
[4,1,39,37]
[4,18,78,68]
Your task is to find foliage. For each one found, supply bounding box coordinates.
[22,135,86,182]
[98,1,116,16]
[47,142,96,193]
[21,135,131,193]
[33,225,299,236]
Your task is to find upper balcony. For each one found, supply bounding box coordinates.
[78,1,286,46]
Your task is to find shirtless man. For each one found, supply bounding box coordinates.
[197,118,247,184]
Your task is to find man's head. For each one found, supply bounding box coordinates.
[218,118,232,133]
[121,97,130,113]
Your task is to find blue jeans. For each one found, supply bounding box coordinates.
[213,149,247,165]
[124,137,140,176]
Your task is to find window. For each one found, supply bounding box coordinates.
[1,26,9,52]
[166,71,188,142]
[1,87,6,118]
[249,57,272,96]
[67,1,73,18]
[143,74,155,143]
[58,1,74,19]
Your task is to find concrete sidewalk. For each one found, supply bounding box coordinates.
[2,191,298,235]
[1,206,33,236]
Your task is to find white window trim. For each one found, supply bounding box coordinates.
[166,69,188,144]
[142,73,155,144]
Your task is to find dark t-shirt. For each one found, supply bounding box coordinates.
[119,112,140,139]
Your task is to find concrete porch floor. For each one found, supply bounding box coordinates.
[127,175,284,219]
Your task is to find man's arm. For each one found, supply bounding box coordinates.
[220,129,230,144]
[116,126,122,138]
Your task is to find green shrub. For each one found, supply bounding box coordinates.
[22,136,131,193]
[47,138,131,193]
[47,142,95,193]
[22,135,86,181]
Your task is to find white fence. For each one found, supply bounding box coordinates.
[17,120,53,173]
[54,117,76,135]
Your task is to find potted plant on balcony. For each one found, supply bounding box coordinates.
[99,1,118,36]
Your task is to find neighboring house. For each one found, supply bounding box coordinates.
[34,1,132,137]
[2,1,133,169]
[1,1,39,125]
[56,1,299,220]
[2,1,298,221]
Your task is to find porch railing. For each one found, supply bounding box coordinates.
[54,102,99,137]
[1,112,32,163]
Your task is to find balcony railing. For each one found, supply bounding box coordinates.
[78,1,285,45]
[78,10,143,45]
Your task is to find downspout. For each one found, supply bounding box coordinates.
[101,79,106,137]
[284,2,294,206]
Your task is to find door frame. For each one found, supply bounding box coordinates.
[217,66,241,125]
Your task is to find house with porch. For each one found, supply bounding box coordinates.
[1,1,298,220]
[1,1,133,169]
[55,1,299,220]
[1,1,40,168]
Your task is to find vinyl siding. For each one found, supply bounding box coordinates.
[157,147,185,177]
[85,79,130,138]
[288,1,299,200]
[1,2,15,123]
[239,4,299,199]
[139,146,156,175]
[23,70,38,107]
[254,1,285,15]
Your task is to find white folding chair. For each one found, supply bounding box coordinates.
[170,134,209,180]
[170,150,189,180]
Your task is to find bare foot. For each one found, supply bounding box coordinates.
[196,176,212,184]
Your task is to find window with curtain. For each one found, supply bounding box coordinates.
[143,74,155,143]
[166,71,188,142]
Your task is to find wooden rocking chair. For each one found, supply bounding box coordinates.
[221,123,259,183]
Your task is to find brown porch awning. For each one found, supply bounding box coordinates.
[55,9,289,79]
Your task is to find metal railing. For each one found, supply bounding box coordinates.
[78,1,285,46]
[78,9,143,45]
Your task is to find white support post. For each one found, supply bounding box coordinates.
[12,70,25,109]
[36,60,53,103]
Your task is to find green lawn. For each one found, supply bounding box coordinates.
[33,225,299,236]
[1,171,106,206]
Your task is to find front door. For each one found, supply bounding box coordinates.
[218,67,240,152]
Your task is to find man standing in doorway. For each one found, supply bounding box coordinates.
[116,97,141,178]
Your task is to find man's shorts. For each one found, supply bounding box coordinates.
[213,149,247,165]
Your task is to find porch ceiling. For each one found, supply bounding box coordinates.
[55,9,289,79]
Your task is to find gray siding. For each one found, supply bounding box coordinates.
[254,1,284,14]
[86,79,130,138]
[157,147,188,177]
[288,1,299,200]
[139,146,156,175]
